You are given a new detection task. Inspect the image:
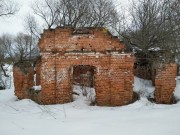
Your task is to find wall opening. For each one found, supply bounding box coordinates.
[73,65,95,87]
[72,65,96,105]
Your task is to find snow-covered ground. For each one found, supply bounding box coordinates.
[0,67,180,135]
[174,76,180,100]
[134,76,155,98]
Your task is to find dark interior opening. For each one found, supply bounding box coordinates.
[72,65,95,88]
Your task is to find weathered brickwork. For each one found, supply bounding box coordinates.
[13,27,178,106]
[155,64,177,104]
[38,27,125,53]
[13,62,34,99]
[40,52,134,106]
[37,27,134,106]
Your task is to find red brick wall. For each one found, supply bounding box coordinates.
[40,52,134,106]
[38,27,125,53]
[155,64,177,104]
[38,27,134,106]
[13,27,178,106]
[13,64,34,99]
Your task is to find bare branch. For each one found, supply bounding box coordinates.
[0,0,19,17]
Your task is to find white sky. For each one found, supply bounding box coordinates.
[0,0,34,35]
[0,0,130,36]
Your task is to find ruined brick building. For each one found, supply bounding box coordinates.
[13,27,177,106]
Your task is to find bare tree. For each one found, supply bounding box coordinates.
[31,0,118,29]
[0,33,39,63]
[170,0,180,57]
[24,15,40,60]
[109,8,127,40]
[0,34,16,79]
[55,0,90,27]
[0,0,19,17]
[0,34,15,62]
[14,33,38,62]
[122,0,180,63]
[24,14,41,39]
[0,37,7,77]
[0,34,13,89]
[89,0,118,27]
[32,0,59,29]
[0,0,19,89]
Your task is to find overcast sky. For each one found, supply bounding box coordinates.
[0,0,130,36]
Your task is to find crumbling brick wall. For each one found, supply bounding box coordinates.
[38,27,134,106]
[40,52,134,106]
[38,27,125,53]
[13,27,178,106]
[13,62,34,99]
[155,64,177,104]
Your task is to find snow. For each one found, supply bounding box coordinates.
[1,88,180,135]
[32,85,41,91]
[133,77,155,98]
[174,77,180,100]
[0,64,13,89]
[148,47,161,51]
[72,85,96,105]
[0,66,180,135]
[33,74,36,86]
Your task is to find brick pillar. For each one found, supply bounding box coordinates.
[109,56,134,106]
[155,64,177,104]
[13,62,34,99]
